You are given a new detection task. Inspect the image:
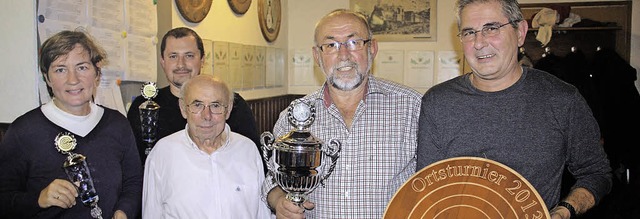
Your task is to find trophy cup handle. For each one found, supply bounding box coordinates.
[320,138,341,185]
[260,132,275,171]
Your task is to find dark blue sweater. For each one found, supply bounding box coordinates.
[0,106,143,218]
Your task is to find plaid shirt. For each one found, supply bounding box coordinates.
[262,76,422,218]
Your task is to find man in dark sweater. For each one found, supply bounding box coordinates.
[127,27,265,173]
[417,1,612,218]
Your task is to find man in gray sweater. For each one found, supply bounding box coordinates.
[416,1,612,218]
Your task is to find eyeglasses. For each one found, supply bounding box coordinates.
[186,102,227,114]
[457,21,517,42]
[317,39,371,54]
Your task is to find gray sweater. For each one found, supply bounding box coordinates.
[416,67,612,208]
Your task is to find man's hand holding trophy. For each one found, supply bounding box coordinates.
[261,99,341,208]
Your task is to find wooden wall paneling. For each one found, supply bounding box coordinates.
[247,94,304,134]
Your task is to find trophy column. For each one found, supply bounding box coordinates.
[138,82,160,156]
[55,133,103,219]
[64,154,103,219]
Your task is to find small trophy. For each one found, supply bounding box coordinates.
[261,99,341,207]
[55,133,103,219]
[138,82,160,156]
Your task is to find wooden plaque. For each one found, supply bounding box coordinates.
[175,0,213,23]
[257,0,281,42]
[228,0,251,15]
[385,157,551,219]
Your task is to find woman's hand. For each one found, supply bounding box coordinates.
[38,179,78,209]
[113,210,127,219]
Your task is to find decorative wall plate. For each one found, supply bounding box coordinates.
[257,0,281,42]
[384,157,551,219]
[228,0,251,15]
[175,0,213,23]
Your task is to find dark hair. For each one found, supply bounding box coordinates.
[455,0,524,28]
[38,30,107,97]
[160,27,205,59]
[39,30,107,75]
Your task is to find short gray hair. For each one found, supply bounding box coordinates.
[455,0,524,29]
[180,75,234,108]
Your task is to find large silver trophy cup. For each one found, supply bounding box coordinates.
[261,99,341,206]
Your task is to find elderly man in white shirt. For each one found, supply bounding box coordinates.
[142,75,270,219]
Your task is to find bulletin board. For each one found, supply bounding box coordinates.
[37,0,158,115]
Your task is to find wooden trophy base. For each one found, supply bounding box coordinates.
[384,157,550,219]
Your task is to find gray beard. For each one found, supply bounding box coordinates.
[328,73,364,91]
[320,53,373,91]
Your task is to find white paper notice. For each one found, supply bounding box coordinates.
[95,70,126,115]
[126,35,157,82]
[265,47,276,87]
[89,27,125,72]
[228,43,243,90]
[374,50,404,84]
[213,41,230,84]
[123,0,158,82]
[38,0,88,25]
[291,49,315,86]
[37,20,87,47]
[254,46,267,88]
[275,48,285,87]
[36,0,158,111]
[241,45,255,89]
[437,51,463,84]
[89,0,124,31]
[405,50,434,88]
[126,0,158,37]
[201,39,214,76]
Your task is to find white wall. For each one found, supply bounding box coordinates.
[0,0,38,123]
[0,0,638,123]
[163,0,289,100]
[287,0,462,95]
[286,0,640,95]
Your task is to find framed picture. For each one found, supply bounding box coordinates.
[350,0,436,41]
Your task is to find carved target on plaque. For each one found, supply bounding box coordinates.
[384,157,551,219]
[175,0,213,23]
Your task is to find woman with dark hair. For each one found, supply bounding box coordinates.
[0,30,142,219]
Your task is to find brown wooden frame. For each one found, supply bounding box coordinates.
[228,0,251,15]
[258,0,281,42]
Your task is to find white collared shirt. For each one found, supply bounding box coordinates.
[143,124,270,219]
